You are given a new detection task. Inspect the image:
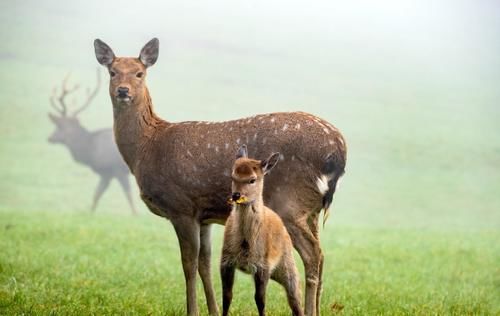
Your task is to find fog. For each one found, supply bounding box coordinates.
[1,0,499,229]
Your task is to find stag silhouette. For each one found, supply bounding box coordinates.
[48,70,137,214]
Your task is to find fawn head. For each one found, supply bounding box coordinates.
[94,38,159,106]
[230,145,280,205]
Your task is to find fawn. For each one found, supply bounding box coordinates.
[221,145,304,316]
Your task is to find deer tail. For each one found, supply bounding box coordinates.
[321,153,345,227]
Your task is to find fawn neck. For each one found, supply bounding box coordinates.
[235,195,265,242]
[112,87,166,169]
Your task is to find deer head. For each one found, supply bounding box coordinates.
[94,38,159,107]
[230,145,280,205]
[48,70,100,144]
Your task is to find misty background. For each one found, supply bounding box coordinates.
[1,0,499,229]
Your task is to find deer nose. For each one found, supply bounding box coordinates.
[232,192,241,201]
[117,87,129,96]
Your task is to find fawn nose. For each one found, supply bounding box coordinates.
[117,87,129,97]
[232,192,241,201]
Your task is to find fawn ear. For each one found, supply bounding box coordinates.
[94,39,115,66]
[236,145,248,159]
[48,113,60,125]
[261,152,280,174]
[139,38,159,68]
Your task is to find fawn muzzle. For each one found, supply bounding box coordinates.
[232,192,241,201]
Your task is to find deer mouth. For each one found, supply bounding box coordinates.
[227,195,252,205]
[116,95,132,103]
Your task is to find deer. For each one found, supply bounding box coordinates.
[48,70,137,214]
[221,145,303,316]
[94,37,347,316]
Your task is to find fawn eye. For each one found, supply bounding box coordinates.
[249,179,256,184]
[136,72,144,78]
[110,71,116,77]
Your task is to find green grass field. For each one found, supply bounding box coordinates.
[1,1,500,315]
[1,211,498,315]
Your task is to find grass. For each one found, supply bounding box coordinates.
[1,211,498,315]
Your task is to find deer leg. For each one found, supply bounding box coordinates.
[220,263,235,316]
[308,213,324,315]
[198,224,219,315]
[173,219,201,316]
[283,218,321,316]
[91,176,111,212]
[271,262,303,316]
[254,268,270,316]
[117,175,137,215]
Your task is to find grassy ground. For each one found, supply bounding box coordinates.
[1,211,498,315]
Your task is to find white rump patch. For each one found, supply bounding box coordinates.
[295,123,301,130]
[336,176,343,190]
[316,175,329,195]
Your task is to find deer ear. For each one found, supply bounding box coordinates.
[261,152,280,174]
[236,145,248,159]
[48,113,59,125]
[139,38,159,68]
[94,39,115,66]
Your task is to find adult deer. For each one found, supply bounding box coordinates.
[48,70,137,214]
[94,38,346,316]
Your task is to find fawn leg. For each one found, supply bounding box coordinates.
[220,263,235,316]
[254,268,270,316]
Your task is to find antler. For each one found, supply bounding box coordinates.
[72,69,101,117]
[50,73,80,116]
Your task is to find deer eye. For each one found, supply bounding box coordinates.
[110,71,116,77]
[136,72,144,78]
[249,179,256,184]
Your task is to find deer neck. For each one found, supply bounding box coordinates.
[112,87,167,169]
[235,196,264,243]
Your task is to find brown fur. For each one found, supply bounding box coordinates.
[95,38,347,316]
[221,150,303,316]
